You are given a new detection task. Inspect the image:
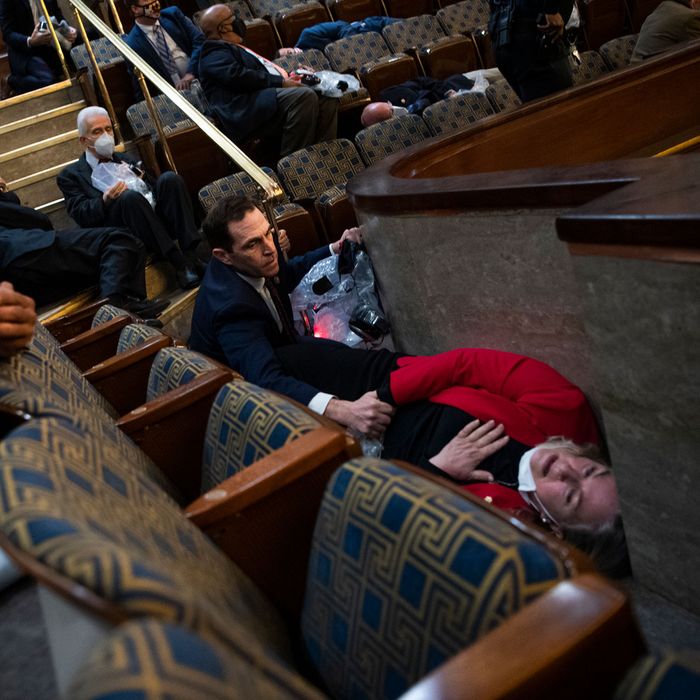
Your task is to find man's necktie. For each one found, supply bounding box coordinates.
[264,278,297,344]
[154,24,179,83]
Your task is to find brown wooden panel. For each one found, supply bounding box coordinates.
[383,0,435,19]
[419,35,479,79]
[274,3,330,49]
[244,18,279,59]
[580,0,628,49]
[326,0,385,22]
[359,53,419,100]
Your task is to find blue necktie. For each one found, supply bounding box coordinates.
[154,24,179,83]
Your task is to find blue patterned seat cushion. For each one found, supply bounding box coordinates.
[355,114,431,166]
[301,457,568,700]
[146,348,219,402]
[436,0,490,34]
[422,93,495,136]
[0,415,293,666]
[201,380,320,492]
[0,323,118,420]
[69,620,321,700]
[117,323,165,354]
[91,304,130,328]
[615,651,700,700]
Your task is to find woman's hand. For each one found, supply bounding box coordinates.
[429,419,509,481]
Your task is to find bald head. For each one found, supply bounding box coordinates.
[361,102,393,127]
[199,4,232,38]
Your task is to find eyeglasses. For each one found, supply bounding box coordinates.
[136,0,160,13]
[523,490,564,538]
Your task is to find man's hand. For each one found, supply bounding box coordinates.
[324,390,395,439]
[277,228,291,254]
[103,180,128,203]
[429,419,509,481]
[282,75,303,88]
[64,26,78,45]
[538,13,565,39]
[176,73,196,90]
[0,282,36,359]
[29,23,53,47]
[0,177,8,193]
[331,226,363,254]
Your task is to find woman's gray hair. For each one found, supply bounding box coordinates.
[77,106,110,137]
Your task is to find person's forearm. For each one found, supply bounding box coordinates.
[323,397,351,427]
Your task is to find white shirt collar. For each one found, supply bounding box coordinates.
[135,20,160,36]
[236,271,265,292]
[85,149,100,169]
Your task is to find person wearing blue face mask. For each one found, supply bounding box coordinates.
[57,107,206,291]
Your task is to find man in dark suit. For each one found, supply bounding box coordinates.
[0,0,76,95]
[0,176,167,316]
[124,0,205,91]
[197,3,337,157]
[189,195,394,437]
[57,106,203,290]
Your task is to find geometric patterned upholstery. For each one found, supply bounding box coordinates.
[382,15,446,54]
[354,114,431,166]
[570,50,610,85]
[301,457,568,700]
[316,182,348,215]
[614,650,700,700]
[91,304,130,329]
[437,0,491,35]
[599,34,639,71]
[422,92,495,136]
[0,415,294,667]
[201,380,320,492]
[70,37,125,72]
[146,348,219,402]
[248,0,315,19]
[68,620,309,700]
[126,88,209,141]
[276,138,365,201]
[485,78,521,112]
[224,0,255,21]
[0,324,118,421]
[324,32,391,73]
[116,323,165,355]
[198,166,290,211]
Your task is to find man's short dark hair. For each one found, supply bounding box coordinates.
[202,195,258,251]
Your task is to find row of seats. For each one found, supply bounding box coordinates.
[1,303,679,699]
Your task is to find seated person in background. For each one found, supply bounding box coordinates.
[279,16,399,54]
[124,0,205,92]
[189,195,395,437]
[0,281,36,359]
[631,0,700,63]
[0,0,77,96]
[360,74,477,126]
[197,4,338,158]
[57,107,204,291]
[0,176,168,318]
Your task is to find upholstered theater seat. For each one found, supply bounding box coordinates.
[276,138,365,238]
[382,15,447,56]
[599,34,639,71]
[68,620,313,700]
[436,0,491,36]
[485,78,521,112]
[570,50,610,86]
[125,88,208,141]
[615,650,700,700]
[274,2,330,48]
[324,31,391,74]
[199,167,324,253]
[422,92,496,136]
[418,34,480,79]
[355,114,431,166]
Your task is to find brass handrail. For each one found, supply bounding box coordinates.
[38,0,71,82]
[67,0,284,201]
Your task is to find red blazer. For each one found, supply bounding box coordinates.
[388,348,600,448]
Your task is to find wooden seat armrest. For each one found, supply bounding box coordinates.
[83,336,173,415]
[186,427,350,623]
[398,573,646,700]
[42,298,111,342]
[117,368,234,501]
[60,316,131,371]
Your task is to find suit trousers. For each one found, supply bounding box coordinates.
[4,227,147,307]
[267,87,338,157]
[104,171,200,260]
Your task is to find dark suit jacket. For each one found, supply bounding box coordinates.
[0,0,62,75]
[0,191,55,268]
[57,152,148,228]
[189,244,332,405]
[198,39,283,142]
[124,7,205,82]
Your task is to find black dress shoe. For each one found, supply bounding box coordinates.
[176,264,201,290]
[0,74,12,101]
[109,296,171,319]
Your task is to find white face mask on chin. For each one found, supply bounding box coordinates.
[92,133,115,159]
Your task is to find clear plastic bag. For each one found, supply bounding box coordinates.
[91,162,155,208]
[314,71,361,98]
[290,246,389,347]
